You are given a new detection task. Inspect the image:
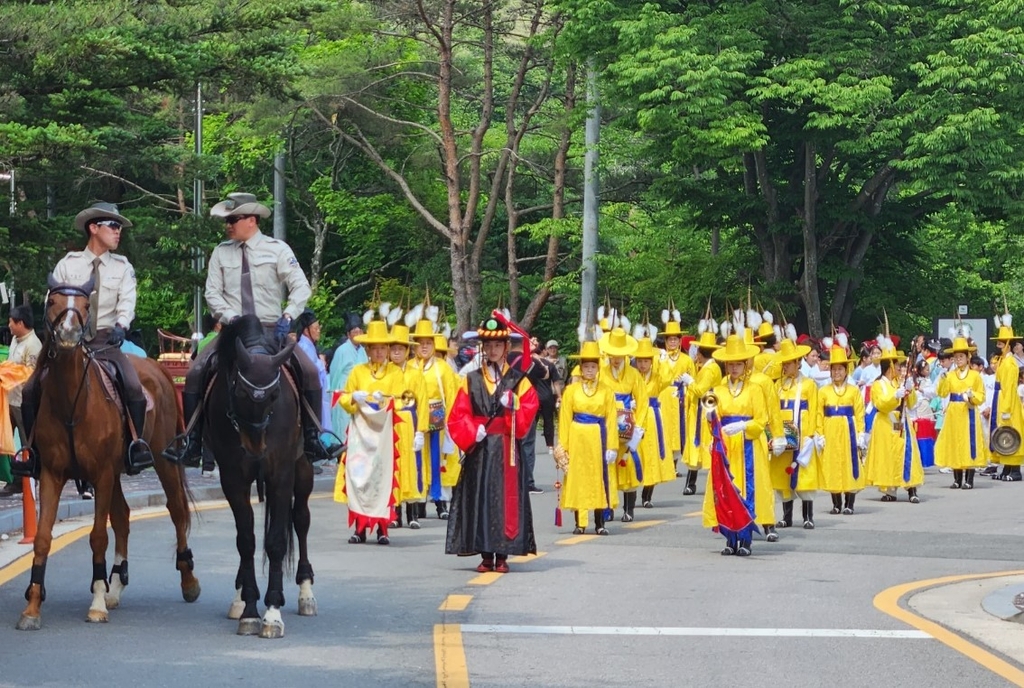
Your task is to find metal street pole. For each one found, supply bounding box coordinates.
[273,152,286,241]
[579,60,600,334]
[192,82,205,341]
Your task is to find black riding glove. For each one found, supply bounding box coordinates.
[109,324,127,347]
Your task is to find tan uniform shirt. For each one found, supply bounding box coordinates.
[205,230,311,325]
[52,248,136,330]
[6,330,42,407]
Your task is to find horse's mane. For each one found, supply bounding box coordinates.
[217,314,271,372]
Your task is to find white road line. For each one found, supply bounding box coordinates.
[459,625,931,639]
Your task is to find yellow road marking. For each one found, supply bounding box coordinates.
[683,510,701,517]
[874,570,1024,686]
[434,624,469,688]
[439,595,473,612]
[508,551,546,563]
[623,519,665,530]
[467,571,503,586]
[555,534,598,545]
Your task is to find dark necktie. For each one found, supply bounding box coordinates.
[240,243,255,316]
[89,256,101,339]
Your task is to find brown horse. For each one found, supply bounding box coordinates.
[16,279,200,631]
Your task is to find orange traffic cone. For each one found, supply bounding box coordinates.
[18,476,36,545]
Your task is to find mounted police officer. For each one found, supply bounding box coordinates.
[164,192,342,466]
[21,202,155,475]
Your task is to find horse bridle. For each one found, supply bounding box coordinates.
[226,367,282,435]
[44,284,92,349]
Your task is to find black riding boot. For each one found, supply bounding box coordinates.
[302,389,342,463]
[573,511,584,534]
[802,500,814,529]
[594,509,608,535]
[776,500,794,528]
[163,391,203,467]
[406,503,420,529]
[391,506,403,529]
[908,487,920,503]
[125,399,155,475]
[641,485,654,508]
[830,493,843,514]
[843,492,856,514]
[951,469,964,489]
[683,469,698,495]
[435,500,449,520]
[964,469,976,489]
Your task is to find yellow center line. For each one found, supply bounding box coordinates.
[555,534,599,545]
[874,570,1024,687]
[623,519,665,530]
[434,624,469,688]
[508,551,546,563]
[467,571,503,586]
[683,510,701,517]
[439,594,473,612]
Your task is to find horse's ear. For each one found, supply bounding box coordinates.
[270,339,296,369]
[235,338,253,369]
[46,273,59,292]
[81,276,94,295]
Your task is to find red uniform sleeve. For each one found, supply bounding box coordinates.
[448,388,485,452]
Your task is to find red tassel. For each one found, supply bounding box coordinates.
[554,506,562,527]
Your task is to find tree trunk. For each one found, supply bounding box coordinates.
[800,141,824,337]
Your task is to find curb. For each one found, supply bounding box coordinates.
[0,475,336,536]
[982,582,1024,624]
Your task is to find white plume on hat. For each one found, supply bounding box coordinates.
[773,325,783,341]
[763,310,774,325]
[633,324,646,340]
[597,305,606,322]
[662,309,671,325]
[747,309,762,330]
[363,309,374,325]
[719,321,732,338]
[785,323,797,342]
[708,317,718,335]
[386,307,403,327]
[379,302,392,319]
[619,314,631,333]
[441,323,452,339]
[647,323,658,340]
[404,304,422,328]
[821,336,834,350]
[1004,314,1013,327]
[673,308,681,322]
[425,305,439,323]
[836,332,849,349]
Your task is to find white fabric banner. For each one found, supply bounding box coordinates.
[345,402,395,522]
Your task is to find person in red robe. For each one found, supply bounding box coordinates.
[445,317,540,573]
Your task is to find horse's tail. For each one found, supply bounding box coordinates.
[150,359,195,533]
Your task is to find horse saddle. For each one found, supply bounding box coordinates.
[94,359,155,416]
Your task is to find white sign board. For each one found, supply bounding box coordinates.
[934,318,989,362]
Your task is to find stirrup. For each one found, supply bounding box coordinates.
[10,447,39,479]
[163,432,203,467]
[126,439,155,476]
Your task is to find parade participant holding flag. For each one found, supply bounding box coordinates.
[990,312,1024,481]
[599,321,646,522]
[445,313,539,574]
[815,342,867,515]
[335,313,405,545]
[701,334,768,556]
[935,335,986,489]
[557,339,619,535]
[772,338,820,530]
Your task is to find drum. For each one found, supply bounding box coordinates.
[992,426,1022,456]
[617,409,636,442]
[428,400,445,432]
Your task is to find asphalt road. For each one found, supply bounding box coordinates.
[0,454,1022,687]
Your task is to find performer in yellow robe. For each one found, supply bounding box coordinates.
[864,340,923,502]
[335,320,406,544]
[701,334,770,556]
[388,323,430,527]
[816,345,867,514]
[743,328,784,540]
[934,337,987,488]
[771,339,820,530]
[635,337,672,507]
[558,340,619,534]
[411,319,460,519]
[657,318,695,480]
[990,319,1024,480]
[682,330,721,494]
[599,327,646,522]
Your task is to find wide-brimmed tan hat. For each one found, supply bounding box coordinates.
[210,192,272,219]
[74,202,133,232]
[355,320,392,345]
[776,338,812,363]
[569,340,603,360]
[712,334,759,363]
[944,337,976,354]
[599,328,638,357]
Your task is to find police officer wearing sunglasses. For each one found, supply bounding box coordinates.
[164,192,342,466]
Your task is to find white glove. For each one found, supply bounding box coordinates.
[771,437,787,456]
[604,450,618,464]
[1003,413,1012,421]
[813,434,825,451]
[372,390,385,402]
[475,425,487,443]
[905,377,915,391]
[722,421,748,436]
[627,427,644,452]
[677,373,694,386]
[894,387,907,400]
[413,432,424,451]
[856,432,868,451]
[351,390,369,405]
[964,389,974,401]
[500,390,514,408]
[796,437,814,467]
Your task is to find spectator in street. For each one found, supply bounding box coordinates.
[296,309,334,467]
[328,314,368,449]
[544,339,567,396]
[2,305,42,494]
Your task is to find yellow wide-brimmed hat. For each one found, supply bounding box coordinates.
[944,337,976,354]
[389,323,413,346]
[878,345,904,362]
[570,340,603,360]
[776,338,812,363]
[694,331,720,350]
[743,328,764,348]
[755,322,776,340]
[634,338,656,359]
[827,345,853,366]
[433,334,448,353]
[712,334,760,363]
[993,326,1018,341]
[659,321,684,337]
[355,320,392,345]
[411,319,436,339]
[600,328,638,357]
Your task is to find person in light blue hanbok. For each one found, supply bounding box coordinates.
[328,315,368,448]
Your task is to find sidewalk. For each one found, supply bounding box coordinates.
[0,463,338,537]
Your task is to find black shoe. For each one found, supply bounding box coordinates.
[908,488,920,503]
[830,494,842,515]
[163,391,203,467]
[126,439,154,476]
[776,500,793,528]
[736,545,751,557]
[596,527,609,536]
[81,486,94,500]
[642,501,653,509]
[765,526,779,543]
[348,532,367,544]
[721,545,736,556]
[572,527,584,535]
[1009,471,1023,482]
[528,485,544,495]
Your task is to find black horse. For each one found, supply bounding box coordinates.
[207,315,317,638]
